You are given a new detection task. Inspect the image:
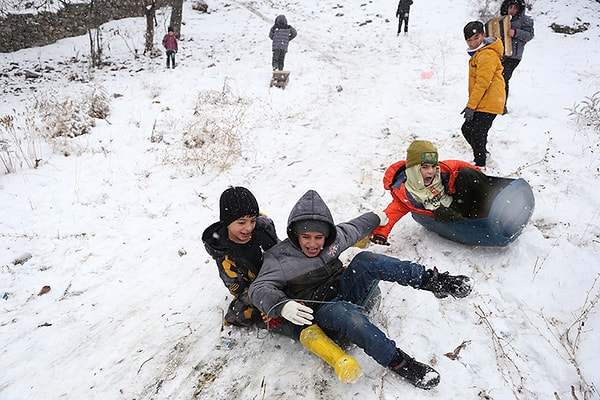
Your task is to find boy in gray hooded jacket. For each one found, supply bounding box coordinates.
[500,0,534,108]
[249,190,472,389]
[269,15,297,71]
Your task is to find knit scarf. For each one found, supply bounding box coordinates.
[405,165,453,211]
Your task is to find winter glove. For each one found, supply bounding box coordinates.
[461,107,475,122]
[370,234,390,246]
[433,206,467,223]
[281,301,314,326]
[372,210,389,226]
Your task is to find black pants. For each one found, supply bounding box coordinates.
[502,57,521,102]
[272,49,287,71]
[433,168,494,222]
[166,50,176,68]
[461,112,496,167]
[451,168,494,218]
[397,13,409,33]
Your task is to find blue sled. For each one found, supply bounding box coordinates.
[411,177,535,247]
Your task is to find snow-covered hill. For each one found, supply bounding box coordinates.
[1,0,599,399]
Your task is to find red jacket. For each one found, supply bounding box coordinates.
[373,159,479,239]
[162,34,178,51]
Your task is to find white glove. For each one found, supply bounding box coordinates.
[373,210,389,226]
[281,301,314,325]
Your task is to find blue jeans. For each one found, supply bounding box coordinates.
[313,251,426,366]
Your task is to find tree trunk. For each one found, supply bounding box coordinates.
[87,0,102,67]
[89,28,103,67]
[169,0,184,38]
[144,1,157,54]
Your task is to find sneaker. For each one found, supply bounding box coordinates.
[421,267,472,299]
[389,348,440,390]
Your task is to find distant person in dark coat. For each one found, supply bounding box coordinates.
[500,0,534,110]
[396,0,414,35]
[162,26,178,69]
[269,15,297,71]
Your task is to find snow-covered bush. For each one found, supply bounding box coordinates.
[0,112,43,174]
[35,83,110,139]
[38,95,95,138]
[163,82,249,175]
[88,85,110,119]
[470,0,502,20]
[567,91,600,132]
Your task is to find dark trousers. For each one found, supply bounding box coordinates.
[461,111,496,167]
[433,168,494,222]
[397,13,409,33]
[451,168,494,218]
[502,57,521,101]
[272,49,287,71]
[166,50,176,68]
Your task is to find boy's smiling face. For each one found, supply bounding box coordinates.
[298,232,326,258]
[227,216,257,244]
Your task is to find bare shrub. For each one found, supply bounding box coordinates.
[539,276,600,400]
[0,111,43,174]
[163,81,249,175]
[566,92,600,132]
[468,0,501,21]
[89,85,110,119]
[38,96,95,138]
[35,83,110,139]
[182,112,245,173]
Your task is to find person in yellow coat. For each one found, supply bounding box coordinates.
[460,21,506,169]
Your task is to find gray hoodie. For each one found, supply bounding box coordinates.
[248,190,380,317]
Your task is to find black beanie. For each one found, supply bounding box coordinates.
[219,187,259,226]
[463,21,484,39]
[292,219,330,238]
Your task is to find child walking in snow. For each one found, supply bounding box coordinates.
[396,0,414,35]
[162,26,178,69]
[269,15,297,71]
[461,21,506,168]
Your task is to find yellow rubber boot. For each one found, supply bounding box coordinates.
[300,324,362,383]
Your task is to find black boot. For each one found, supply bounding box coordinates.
[389,348,440,390]
[421,267,472,299]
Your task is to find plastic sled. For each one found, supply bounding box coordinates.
[411,177,535,247]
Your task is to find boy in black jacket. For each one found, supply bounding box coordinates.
[202,187,280,327]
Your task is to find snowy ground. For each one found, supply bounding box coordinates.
[1,0,599,399]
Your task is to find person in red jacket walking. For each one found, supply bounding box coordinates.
[371,140,494,246]
[162,26,178,69]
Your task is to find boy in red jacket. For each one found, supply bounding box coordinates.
[371,140,493,246]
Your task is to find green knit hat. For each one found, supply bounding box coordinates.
[406,140,438,168]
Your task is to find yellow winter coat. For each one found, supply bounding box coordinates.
[466,38,506,114]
